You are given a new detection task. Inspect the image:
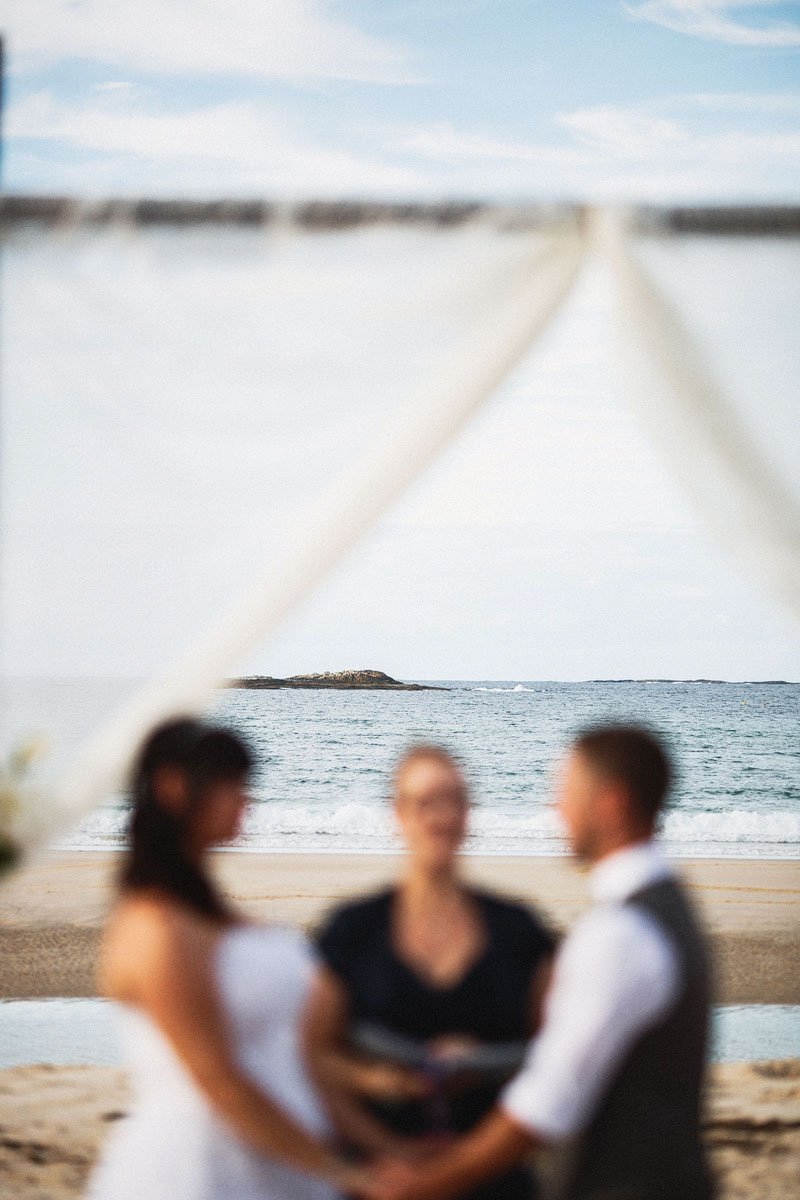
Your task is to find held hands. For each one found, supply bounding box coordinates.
[336,1136,452,1198]
[341,1133,455,1197]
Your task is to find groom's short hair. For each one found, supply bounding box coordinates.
[573,724,673,826]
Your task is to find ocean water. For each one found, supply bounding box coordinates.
[0,1000,797,1068]
[59,679,800,857]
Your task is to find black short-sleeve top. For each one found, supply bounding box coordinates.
[315,886,554,1138]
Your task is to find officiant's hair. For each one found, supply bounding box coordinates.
[121,717,254,920]
[573,724,673,826]
[392,743,463,790]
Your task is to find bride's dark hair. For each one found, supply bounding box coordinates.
[120,717,254,921]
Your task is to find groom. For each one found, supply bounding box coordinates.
[368,724,715,1200]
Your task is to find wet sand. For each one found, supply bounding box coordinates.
[1,851,798,1001]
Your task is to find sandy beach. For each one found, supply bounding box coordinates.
[1,1060,798,1199]
[1,849,798,1198]
[1,850,798,1001]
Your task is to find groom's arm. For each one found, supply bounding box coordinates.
[370,1110,541,1200]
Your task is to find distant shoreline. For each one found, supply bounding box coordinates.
[471,678,798,685]
[5,676,797,686]
[578,678,796,685]
[225,676,798,690]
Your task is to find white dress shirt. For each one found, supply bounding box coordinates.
[501,841,680,1140]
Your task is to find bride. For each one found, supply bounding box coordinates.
[87,717,373,1200]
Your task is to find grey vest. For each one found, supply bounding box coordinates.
[559,877,715,1200]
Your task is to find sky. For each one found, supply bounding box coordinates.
[1,1,800,682]
[4,1,800,201]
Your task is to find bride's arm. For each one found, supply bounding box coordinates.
[103,900,369,1194]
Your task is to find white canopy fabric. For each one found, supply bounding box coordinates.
[601,211,800,626]
[0,201,797,868]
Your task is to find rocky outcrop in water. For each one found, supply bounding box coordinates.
[229,670,442,691]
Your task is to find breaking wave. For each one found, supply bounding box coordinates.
[63,799,800,857]
[474,684,535,693]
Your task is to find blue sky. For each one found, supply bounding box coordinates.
[3,1,800,200]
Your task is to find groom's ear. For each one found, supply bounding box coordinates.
[152,765,190,815]
[595,776,627,832]
[603,778,640,835]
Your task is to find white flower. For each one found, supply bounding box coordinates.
[0,781,20,827]
[0,733,53,874]
[8,734,51,779]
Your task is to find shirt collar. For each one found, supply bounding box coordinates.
[589,840,673,906]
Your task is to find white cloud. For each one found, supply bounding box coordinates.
[8,81,800,202]
[394,122,578,165]
[558,106,688,152]
[93,82,136,94]
[687,90,800,111]
[557,101,800,161]
[3,0,418,84]
[392,94,800,200]
[625,1,800,47]
[7,91,429,196]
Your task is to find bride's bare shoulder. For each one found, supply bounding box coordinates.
[101,893,211,999]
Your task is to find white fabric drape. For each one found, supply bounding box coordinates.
[1,203,798,869]
[52,223,585,834]
[1,215,586,858]
[595,208,800,625]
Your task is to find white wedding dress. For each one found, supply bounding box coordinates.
[87,924,340,1200]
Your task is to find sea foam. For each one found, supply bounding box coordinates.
[62,799,800,857]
